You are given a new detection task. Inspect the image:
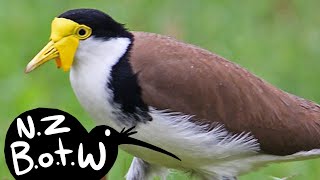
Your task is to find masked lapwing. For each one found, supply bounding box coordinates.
[26,9,320,180]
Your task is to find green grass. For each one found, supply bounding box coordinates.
[1,0,320,179]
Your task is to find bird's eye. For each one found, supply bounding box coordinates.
[78,29,86,36]
[105,129,111,137]
[75,25,92,40]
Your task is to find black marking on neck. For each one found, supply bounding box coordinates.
[108,37,152,126]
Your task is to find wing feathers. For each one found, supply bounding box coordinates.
[129,31,320,155]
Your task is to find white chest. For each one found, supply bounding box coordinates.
[70,62,116,127]
[70,37,131,129]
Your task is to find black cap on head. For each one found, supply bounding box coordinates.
[59,9,132,39]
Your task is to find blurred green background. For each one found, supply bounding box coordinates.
[1,0,320,179]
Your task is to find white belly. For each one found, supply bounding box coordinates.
[121,109,260,169]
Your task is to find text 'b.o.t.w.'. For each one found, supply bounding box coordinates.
[4,108,180,180]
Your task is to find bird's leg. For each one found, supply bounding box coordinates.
[126,157,168,180]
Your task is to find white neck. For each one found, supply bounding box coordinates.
[73,37,131,72]
[70,37,131,128]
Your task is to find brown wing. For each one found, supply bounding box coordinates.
[129,31,320,155]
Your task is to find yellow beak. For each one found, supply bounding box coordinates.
[25,41,59,73]
[25,35,79,73]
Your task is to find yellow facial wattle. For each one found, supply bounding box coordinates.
[25,17,92,73]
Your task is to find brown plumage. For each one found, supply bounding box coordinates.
[129,31,320,156]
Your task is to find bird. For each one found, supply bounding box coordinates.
[25,8,320,180]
